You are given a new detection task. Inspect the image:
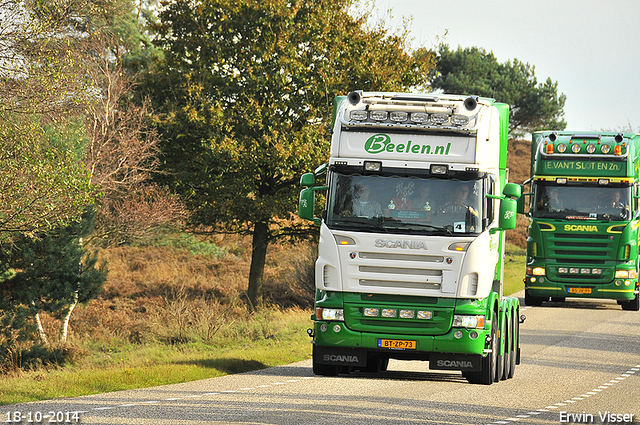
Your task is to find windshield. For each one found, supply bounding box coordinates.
[532,184,632,220]
[326,172,486,235]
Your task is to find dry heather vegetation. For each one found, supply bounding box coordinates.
[36,234,317,352]
[506,138,531,249]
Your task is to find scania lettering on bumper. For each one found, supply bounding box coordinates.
[315,347,367,367]
[429,353,481,371]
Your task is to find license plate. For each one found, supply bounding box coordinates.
[568,287,592,294]
[378,339,416,350]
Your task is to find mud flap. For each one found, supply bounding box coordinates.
[314,346,367,367]
[429,353,482,372]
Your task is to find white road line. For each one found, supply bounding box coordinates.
[82,375,316,413]
[490,365,637,425]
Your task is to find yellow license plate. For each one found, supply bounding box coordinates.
[568,287,592,294]
[378,339,416,350]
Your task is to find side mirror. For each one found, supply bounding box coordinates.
[503,182,521,198]
[299,188,316,222]
[498,197,517,230]
[300,173,315,188]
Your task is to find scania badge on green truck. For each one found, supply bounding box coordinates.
[518,131,640,311]
[298,91,523,384]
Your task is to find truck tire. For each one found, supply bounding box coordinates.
[501,313,511,380]
[507,309,517,379]
[363,356,389,373]
[524,289,545,306]
[465,312,497,385]
[621,294,639,311]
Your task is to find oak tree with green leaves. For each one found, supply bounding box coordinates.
[429,45,567,137]
[141,0,432,308]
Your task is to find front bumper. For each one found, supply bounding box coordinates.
[313,319,489,358]
[525,275,638,300]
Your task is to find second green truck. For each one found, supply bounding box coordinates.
[520,131,640,311]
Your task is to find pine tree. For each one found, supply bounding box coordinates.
[1,207,107,349]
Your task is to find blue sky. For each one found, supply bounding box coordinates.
[373,0,640,133]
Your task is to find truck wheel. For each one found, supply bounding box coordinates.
[465,312,497,385]
[507,309,518,378]
[363,356,389,373]
[621,294,639,311]
[312,346,340,376]
[524,289,545,306]
[501,313,511,381]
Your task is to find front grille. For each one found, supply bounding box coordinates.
[359,252,444,262]
[545,231,617,284]
[359,279,441,290]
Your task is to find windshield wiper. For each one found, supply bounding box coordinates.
[381,221,453,235]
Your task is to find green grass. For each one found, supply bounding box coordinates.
[0,308,313,405]
[504,242,526,296]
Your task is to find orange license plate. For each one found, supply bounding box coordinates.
[568,287,592,294]
[378,339,416,350]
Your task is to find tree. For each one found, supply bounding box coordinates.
[0,0,97,240]
[429,45,566,137]
[139,0,431,308]
[0,207,107,354]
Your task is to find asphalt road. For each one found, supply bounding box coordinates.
[3,296,640,425]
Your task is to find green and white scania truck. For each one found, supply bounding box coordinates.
[298,91,522,384]
[519,131,640,311]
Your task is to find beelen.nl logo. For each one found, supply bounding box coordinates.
[364,133,451,156]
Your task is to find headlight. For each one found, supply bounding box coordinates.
[390,111,408,122]
[349,110,368,121]
[615,270,637,279]
[430,113,449,125]
[411,112,429,123]
[527,267,546,276]
[363,308,379,317]
[417,310,433,320]
[399,310,415,319]
[370,111,388,121]
[450,115,469,126]
[452,315,485,329]
[318,308,344,321]
[381,308,397,318]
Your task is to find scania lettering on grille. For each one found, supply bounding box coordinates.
[563,224,598,232]
[375,239,427,250]
[324,354,359,363]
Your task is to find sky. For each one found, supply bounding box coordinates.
[372,0,640,134]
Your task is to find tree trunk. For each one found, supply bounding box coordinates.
[247,220,269,310]
[34,312,49,345]
[60,290,79,344]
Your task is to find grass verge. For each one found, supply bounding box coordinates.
[505,242,526,296]
[0,308,313,405]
